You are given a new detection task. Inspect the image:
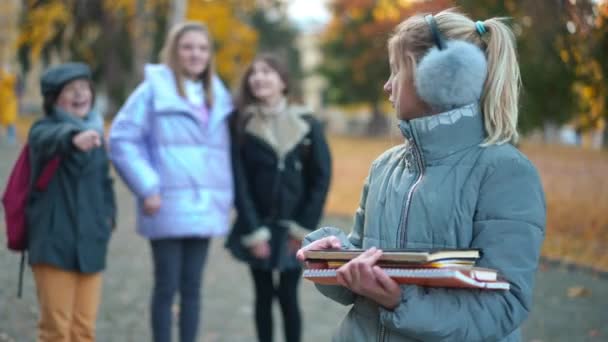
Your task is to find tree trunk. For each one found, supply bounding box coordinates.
[170,0,187,27]
[100,12,124,118]
[0,0,21,71]
[133,0,153,80]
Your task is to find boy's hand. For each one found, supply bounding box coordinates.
[296,235,342,262]
[73,130,101,152]
[336,247,402,310]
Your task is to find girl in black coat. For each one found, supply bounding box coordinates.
[226,54,332,342]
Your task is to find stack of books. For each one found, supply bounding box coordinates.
[302,248,509,290]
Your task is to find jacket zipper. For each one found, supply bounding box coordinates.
[379,322,387,342]
[397,139,425,248]
[267,156,285,222]
[379,138,425,342]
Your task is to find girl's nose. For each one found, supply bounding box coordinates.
[251,74,262,83]
[383,79,391,94]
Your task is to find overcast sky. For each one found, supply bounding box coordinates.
[287,0,330,30]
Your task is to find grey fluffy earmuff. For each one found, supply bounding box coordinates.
[414,15,488,111]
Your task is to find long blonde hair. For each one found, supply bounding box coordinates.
[388,9,521,145]
[160,21,215,108]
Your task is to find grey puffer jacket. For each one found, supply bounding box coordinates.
[304,104,546,342]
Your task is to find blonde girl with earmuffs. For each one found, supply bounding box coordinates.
[297,9,546,342]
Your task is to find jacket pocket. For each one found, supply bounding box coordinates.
[88,205,111,241]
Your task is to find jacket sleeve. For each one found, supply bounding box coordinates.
[231,130,271,246]
[302,173,371,306]
[108,82,160,199]
[379,157,546,342]
[289,118,332,239]
[28,119,80,161]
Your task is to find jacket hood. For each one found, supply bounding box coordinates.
[144,64,233,129]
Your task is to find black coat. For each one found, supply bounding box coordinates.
[26,109,116,273]
[226,113,331,270]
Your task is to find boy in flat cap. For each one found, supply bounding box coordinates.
[26,62,116,342]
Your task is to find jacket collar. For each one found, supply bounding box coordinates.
[144,64,233,130]
[51,107,104,134]
[398,103,485,163]
[244,102,311,159]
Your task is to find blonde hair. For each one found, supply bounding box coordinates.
[388,9,521,145]
[160,21,215,108]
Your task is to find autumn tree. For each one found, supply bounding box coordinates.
[17,0,170,115]
[322,0,607,137]
[247,1,303,97]
[320,0,451,135]
[17,0,301,115]
[17,0,259,113]
[458,0,578,133]
[186,0,258,86]
[459,0,607,136]
[560,0,608,132]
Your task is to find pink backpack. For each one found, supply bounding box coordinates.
[2,144,60,251]
[2,145,60,297]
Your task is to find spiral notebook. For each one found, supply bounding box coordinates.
[303,267,510,290]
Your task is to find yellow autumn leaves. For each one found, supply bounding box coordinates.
[18,1,70,60]
[16,0,259,85]
[187,1,258,83]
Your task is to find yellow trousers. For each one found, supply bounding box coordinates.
[32,264,102,342]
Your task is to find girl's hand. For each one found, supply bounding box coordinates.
[250,241,271,259]
[73,130,101,152]
[295,235,342,262]
[336,247,402,310]
[143,194,162,215]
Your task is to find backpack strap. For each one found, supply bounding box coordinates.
[35,157,61,191]
[17,251,25,298]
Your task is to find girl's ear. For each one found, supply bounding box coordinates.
[415,40,487,111]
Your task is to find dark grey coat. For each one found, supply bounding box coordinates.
[26,109,116,273]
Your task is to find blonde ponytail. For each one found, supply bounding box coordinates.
[480,18,521,145]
